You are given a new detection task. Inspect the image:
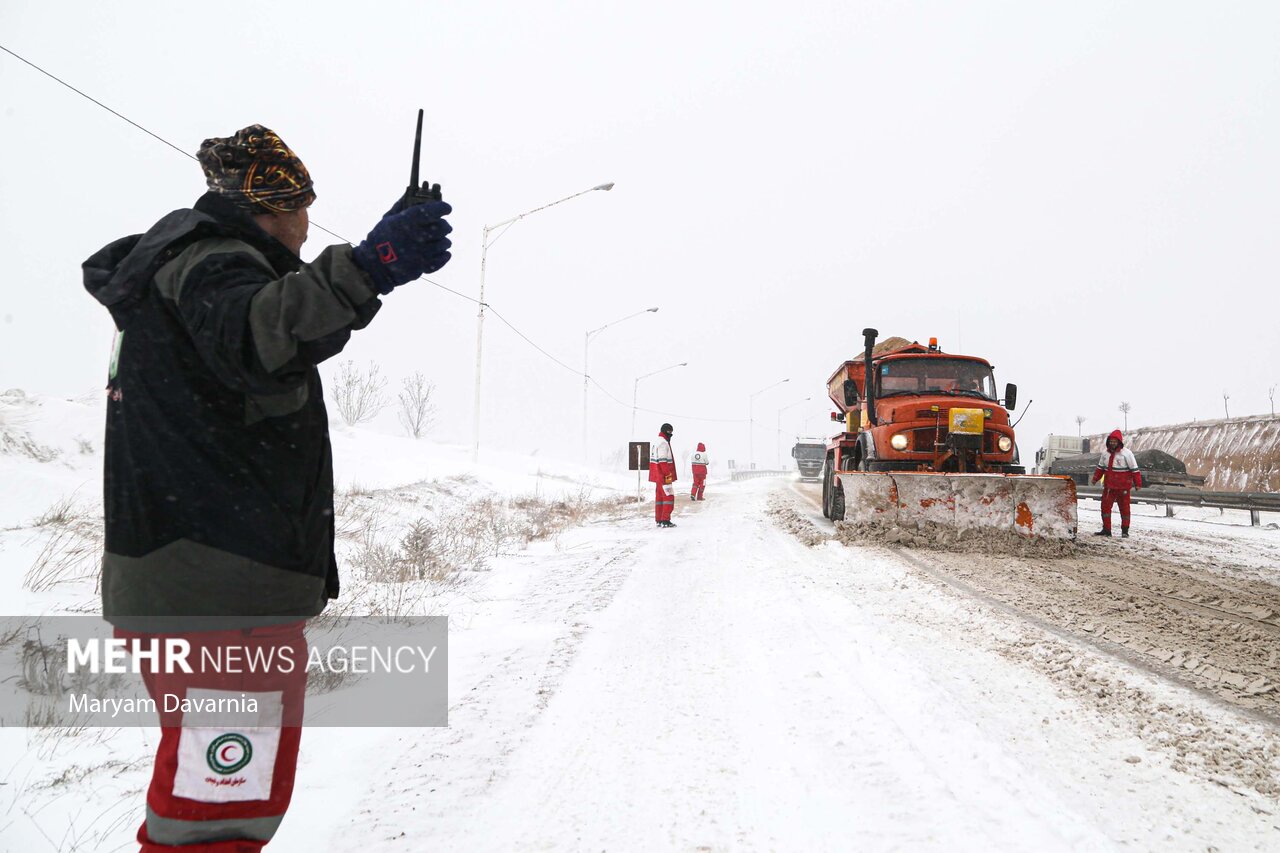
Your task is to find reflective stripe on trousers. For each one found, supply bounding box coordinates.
[654,484,675,522]
[145,807,284,848]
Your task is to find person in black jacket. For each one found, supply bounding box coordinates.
[83,124,451,852]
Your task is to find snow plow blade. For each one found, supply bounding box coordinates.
[840,472,1077,540]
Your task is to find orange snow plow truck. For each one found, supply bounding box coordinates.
[821,329,1077,539]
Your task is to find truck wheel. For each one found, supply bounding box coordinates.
[821,458,832,519]
[831,481,845,521]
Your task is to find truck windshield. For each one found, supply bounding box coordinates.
[876,357,996,400]
[794,445,825,460]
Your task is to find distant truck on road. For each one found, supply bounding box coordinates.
[791,439,827,481]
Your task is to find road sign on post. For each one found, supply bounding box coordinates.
[629,441,651,503]
[628,441,650,470]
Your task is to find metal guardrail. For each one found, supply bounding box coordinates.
[731,469,793,482]
[1075,485,1280,527]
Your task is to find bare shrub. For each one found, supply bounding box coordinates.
[334,491,375,540]
[33,494,86,528]
[507,489,633,545]
[397,372,437,439]
[331,360,388,426]
[352,515,486,583]
[25,509,102,592]
[306,665,358,695]
[338,519,468,621]
[399,520,456,582]
[20,628,129,698]
[330,487,633,620]
[22,636,67,695]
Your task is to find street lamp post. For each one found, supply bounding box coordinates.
[748,378,789,469]
[472,182,614,461]
[776,397,811,468]
[632,362,687,499]
[583,307,659,465]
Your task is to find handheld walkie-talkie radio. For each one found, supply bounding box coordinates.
[399,108,443,211]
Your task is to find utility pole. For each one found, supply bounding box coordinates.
[1075,415,1087,436]
[1223,390,1230,419]
[1118,401,1131,432]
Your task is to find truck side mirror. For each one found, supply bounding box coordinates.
[842,379,860,408]
[791,447,797,458]
[1004,383,1018,411]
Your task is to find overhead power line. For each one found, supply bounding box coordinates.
[0,43,745,424]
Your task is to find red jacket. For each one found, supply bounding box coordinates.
[649,433,676,484]
[1092,429,1143,491]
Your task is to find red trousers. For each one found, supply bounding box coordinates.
[654,483,674,522]
[116,621,309,852]
[1100,488,1132,532]
[691,464,707,500]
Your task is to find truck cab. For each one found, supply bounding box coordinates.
[825,330,1023,480]
[790,440,826,481]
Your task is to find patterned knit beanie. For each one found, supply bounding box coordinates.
[196,125,315,214]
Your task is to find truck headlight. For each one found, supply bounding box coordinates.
[997,435,1013,452]
[890,433,909,451]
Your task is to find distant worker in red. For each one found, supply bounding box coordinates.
[1091,429,1142,537]
[650,423,677,528]
[690,442,710,500]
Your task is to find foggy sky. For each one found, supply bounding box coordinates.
[2,1,1277,471]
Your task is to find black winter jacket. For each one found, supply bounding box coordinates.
[84,193,381,631]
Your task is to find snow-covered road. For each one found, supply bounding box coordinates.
[3,393,1276,852]
[313,479,1278,851]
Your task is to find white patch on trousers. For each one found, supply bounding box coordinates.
[172,689,283,803]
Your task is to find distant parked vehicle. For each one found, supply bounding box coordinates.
[1049,448,1207,489]
[1034,434,1091,475]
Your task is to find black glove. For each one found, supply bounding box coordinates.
[352,200,453,295]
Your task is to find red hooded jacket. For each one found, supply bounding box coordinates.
[1092,429,1143,491]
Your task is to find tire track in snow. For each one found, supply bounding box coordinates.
[777,484,1280,803]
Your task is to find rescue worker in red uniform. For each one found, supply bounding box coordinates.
[649,423,677,527]
[690,442,710,500]
[1091,429,1143,537]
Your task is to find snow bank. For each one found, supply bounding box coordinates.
[0,389,103,525]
